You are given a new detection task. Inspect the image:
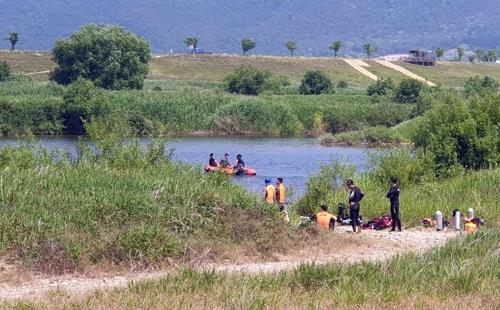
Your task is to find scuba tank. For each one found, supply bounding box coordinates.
[436,211,443,231]
[455,210,461,231]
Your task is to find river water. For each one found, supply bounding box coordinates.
[0,137,375,199]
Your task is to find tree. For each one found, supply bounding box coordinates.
[394,79,423,104]
[241,39,256,56]
[363,43,376,58]
[286,40,297,56]
[464,76,499,98]
[468,55,476,63]
[51,24,151,90]
[184,36,199,53]
[329,40,342,57]
[487,50,497,63]
[475,49,487,62]
[435,47,445,61]
[299,70,333,95]
[457,47,465,62]
[0,61,12,82]
[7,32,18,51]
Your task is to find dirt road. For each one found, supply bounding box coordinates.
[0,227,459,301]
[375,60,436,86]
[343,59,379,81]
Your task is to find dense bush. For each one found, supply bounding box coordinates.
[299,70,333,95]
[0,61,12,82]
[224,66,271,95]
[337,80,348,89]
[366,78,395,96]
[61,78,109,134]
[413,93,499,177]
[395,79,423,104]
[51,24,151,89]
[464,75,499,98]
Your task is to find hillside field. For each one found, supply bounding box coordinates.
[1,51,500,88]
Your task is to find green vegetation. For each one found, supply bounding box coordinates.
[435,47,445,61]
[183,36,199,50]
[7,32,18,51]
[329,40,342,57]
[285,40,297,56]
[363,43,376,58]
[51,25,151,89]
[394,78,423,104]
[457,47,465,62]
[299,70,333,95]
[0,61,11,81]
[464,75,499,97]
[366,78,395,96]
[8,229,499,309]
[224,66,272,95]
[241,38,256,56]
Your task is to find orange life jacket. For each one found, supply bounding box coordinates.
[265,185,275,204]
[316,211,336,229]
[276,184,286,204]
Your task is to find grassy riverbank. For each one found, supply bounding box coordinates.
[0,78,412,136]
[6,229,499,309]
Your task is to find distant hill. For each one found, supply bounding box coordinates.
[1,0,500,55]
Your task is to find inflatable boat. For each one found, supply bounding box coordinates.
[204,165,256,176]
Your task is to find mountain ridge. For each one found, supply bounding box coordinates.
[1,0,500,55]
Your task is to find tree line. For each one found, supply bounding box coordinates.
[435,47,498,63]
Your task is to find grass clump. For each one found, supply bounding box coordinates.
[0,126,296,272]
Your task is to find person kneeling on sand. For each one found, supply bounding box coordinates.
[315,204,336,230]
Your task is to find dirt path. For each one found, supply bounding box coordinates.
[0,227,458,301]
[375,60,436,86]
[343,59,379,81]
[24,70,51,76]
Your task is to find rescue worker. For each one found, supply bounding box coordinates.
[219,153,230,168]
[387,176,402,232]
[234,154,246,175]
[346,179,364,233]
[208,153,219,167]
[315,204,336,230]
[264,179,275,204]
[275,177,286,207]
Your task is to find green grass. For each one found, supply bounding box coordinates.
[6,229,499,309]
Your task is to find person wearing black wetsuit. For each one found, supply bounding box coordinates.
[235,154,245,175]
[219,153,230,168]
[346,179,364,233]
[387,177,401,231]
[208,153,218,167]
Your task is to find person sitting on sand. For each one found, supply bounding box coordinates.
[315,204,336,230]
[208,153,218,167]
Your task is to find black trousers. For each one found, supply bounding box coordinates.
[350,207,360,231]
[390,204,401,230]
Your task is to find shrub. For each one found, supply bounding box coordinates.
[261,75,292,95]
[366,78,395,96]
[61,78,109,134]
[394,79,423,104]
[51,24,151,89]
[299,70,333,95]
[464,75,499,98]
[295,160,356,215]
[224,66,271,95]
[0,61,12,82]
[337,80,348,89]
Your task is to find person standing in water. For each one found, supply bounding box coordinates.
[346,179,364,233]
[264,179,275,204]
[387,177,402,232]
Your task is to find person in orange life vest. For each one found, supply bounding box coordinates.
[219,153,230,168]
[264,179,275,204]
[316,204,336,230]
[275,178,286,206]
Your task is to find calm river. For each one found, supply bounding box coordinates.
[0,137,376,199]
